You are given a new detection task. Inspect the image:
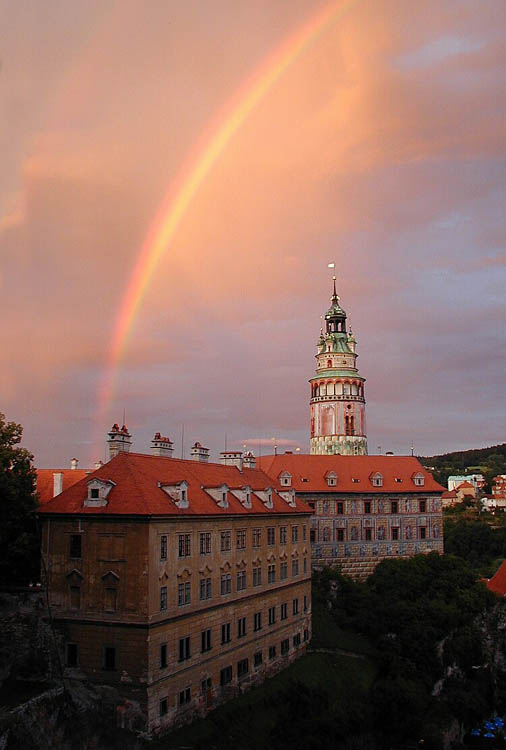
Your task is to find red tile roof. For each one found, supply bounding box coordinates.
[456,480,474,489]
[442,489,457,498]
[36,469,89,505]
[257,454,444,493]
[486,560,506,596]
[38,452,312,517]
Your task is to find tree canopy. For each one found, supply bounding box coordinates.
[0,412,39,585]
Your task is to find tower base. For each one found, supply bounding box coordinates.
[310,435,368,456]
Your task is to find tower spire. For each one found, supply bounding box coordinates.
[332,275,337,300]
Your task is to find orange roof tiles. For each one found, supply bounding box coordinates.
[38,452,312,517]
[36,469,89,505]
[486,560,506,596]
[257,454,444,493]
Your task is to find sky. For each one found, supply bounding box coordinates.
[1,0,505,468]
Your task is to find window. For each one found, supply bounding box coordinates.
[280,603,287,620]
[268,645,276,660]
[268,564,275,583]
[280,562,288,580]
[69,535,82,559]
[69,585,81,610]
[337,502,344,515]
[160,643,168,669]
[254,651,263,668]
[66,643,78,668]
[179,687,191,706]
[254,612,262,631]
[104,587,117,612]
[364,501,371,514]
[303,525,307,541]
[104,646,116,671]
[280,473,292,486]
[177,582,190,607]
[220,666,232,685]
[253,567,262,586]
[291,526,299,543]
[201,629,212,653]
[293,633,301,648]
[268,606,276,625]
[90,488,99,499]
[336,529,344,542]
[267,527,275,546]
[420,527,427,539]
[221,622,231,644]
[237,529,246,549]
[201,677,212,694]
[237,617,246,638]
[292,559,299,576]
[392,527,399,541]
[159,698,168,717]
[221,573,231,595]
[252,528,261,547]
[419,500,426,513]
[364,529,372,541]
[371,473,383,487]
[220,530,231,552]
[178,533,191,557]
[391,501,398,514]
[237,658,249,678]
[303,595,307,612]
[303,557,307,574]
[281,639,289,655]
[200,577,211,600]
[237,570,246,591]
[304,628,309,642]
[413,473,425,487]
[178,636,190,662]
[200,532,211,555]
[327,472,337,487]
[293,598,299,615]
[160,586,167,611]
[160,535,167,561]
[280,526,287,544]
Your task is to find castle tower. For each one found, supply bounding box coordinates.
[309,279,368,455]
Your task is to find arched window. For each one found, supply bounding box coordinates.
[327,359,332,368]
[327,383,334,396]
[351,383,357,396]
[343,383,350,396]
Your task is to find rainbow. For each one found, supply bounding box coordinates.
[96,0,359,449]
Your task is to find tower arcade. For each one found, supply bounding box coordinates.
[309,279,368,455]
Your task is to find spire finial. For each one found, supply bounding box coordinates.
[332,275,337,298]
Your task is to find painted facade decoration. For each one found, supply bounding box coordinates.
[310,279,367,455]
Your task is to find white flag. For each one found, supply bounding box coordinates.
[328,262,335,268]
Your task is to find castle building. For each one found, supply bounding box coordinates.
[310,279,367,455]
[259,454,444,578]
[38,451,312,732]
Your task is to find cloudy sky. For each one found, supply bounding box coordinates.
[2,0,505,468]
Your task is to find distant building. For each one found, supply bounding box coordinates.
[447,474,485,492]
[259,454,444,579]
[38,449,312,733]
[492,475,506,499]
[310,280,367,456]
[485,561,506,596]
[441,489,458,509]
[36,458,90,504]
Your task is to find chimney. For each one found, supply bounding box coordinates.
[191,442,210,462]
[107,423,132,460]
[53,472,63,497]
[70,457,79,470]
[220,451,243,470]
[94,460,104,470]
[242,450,256,469]
[150,432,174,458]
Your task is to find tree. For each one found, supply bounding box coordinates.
[0,413,39,585]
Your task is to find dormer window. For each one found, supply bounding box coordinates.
[371,472,383,487]
[90,488,99,499]
[181,487,187,503]
[326,471,337,487]
[413,472,425,487]
[159,480,189,508]
[85,478,115,507]
[279,472,292,487]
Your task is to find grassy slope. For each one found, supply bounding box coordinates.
[153,605,377,749]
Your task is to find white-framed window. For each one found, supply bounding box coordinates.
[371,473,383,487]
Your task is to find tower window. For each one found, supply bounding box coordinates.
[327,359,332,368]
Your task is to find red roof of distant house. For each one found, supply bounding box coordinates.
[257,454,444,493]
[36,469,89,505]
[486,560,506,596]
[457,481,474,490]
[37,452,311,517]
[442,489,457,498]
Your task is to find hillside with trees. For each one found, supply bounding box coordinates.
[419,443,506,490]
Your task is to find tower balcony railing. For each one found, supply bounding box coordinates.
[310,394,364,403]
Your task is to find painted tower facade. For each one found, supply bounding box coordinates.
[309,280,368,455]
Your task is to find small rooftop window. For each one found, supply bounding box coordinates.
[371,472,383,487]
[412,472,425,487]
[394,478,403,483]
[326,471,337,487]
[352,478,360,483]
